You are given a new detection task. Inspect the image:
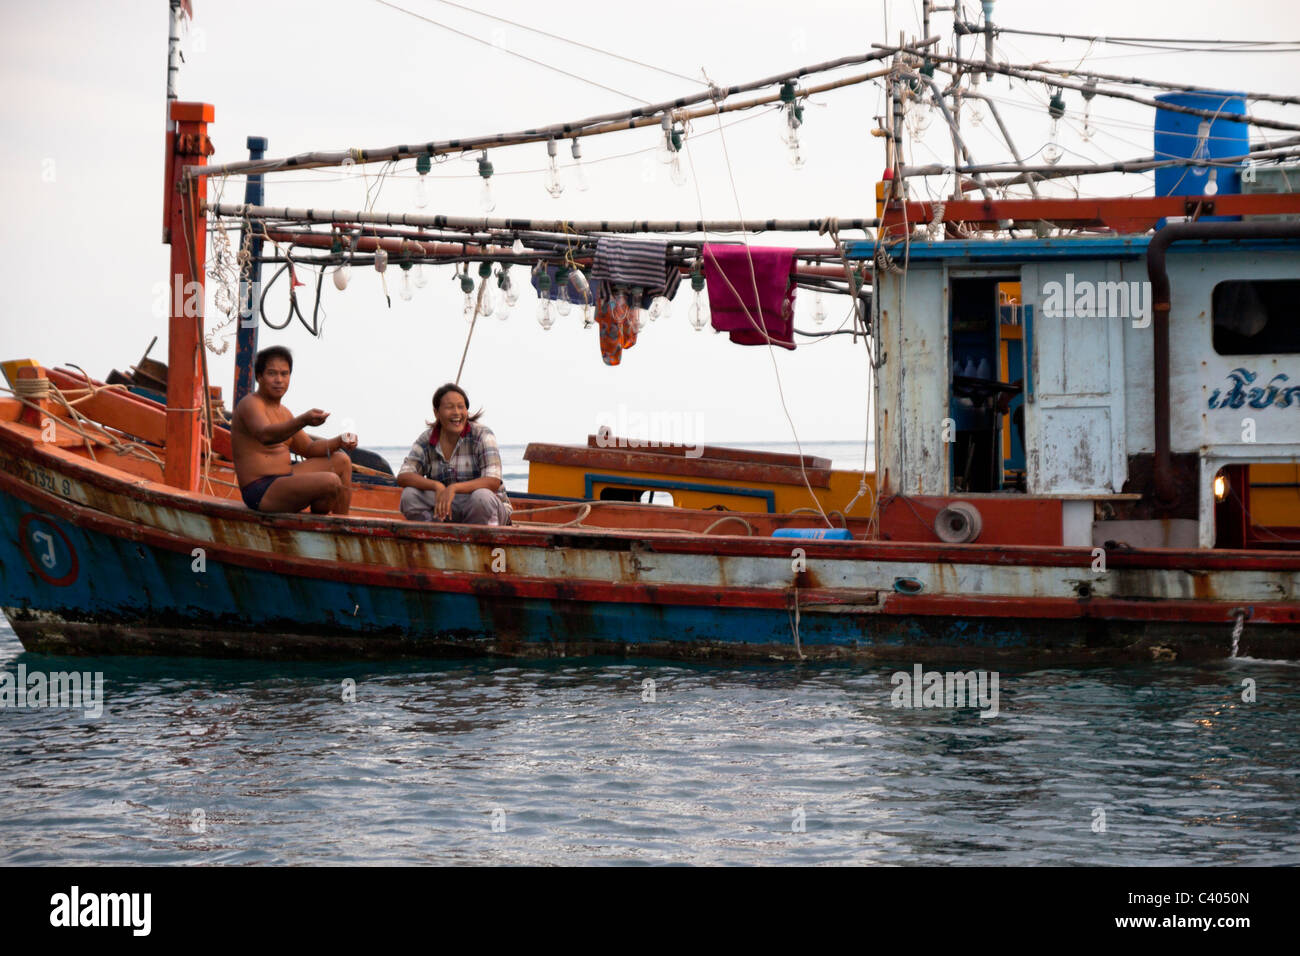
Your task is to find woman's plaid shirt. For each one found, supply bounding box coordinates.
[398,421,511,508]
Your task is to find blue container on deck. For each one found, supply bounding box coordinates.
[1154,90,1247,221]
[772,527,853,540]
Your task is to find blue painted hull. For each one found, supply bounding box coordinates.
[0,490,1281,663]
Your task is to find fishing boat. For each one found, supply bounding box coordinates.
[2,1,1298,661]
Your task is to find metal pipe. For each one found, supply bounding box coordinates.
[1146,219,1300,503]
[234,136,267,407]
[166,0,185,107]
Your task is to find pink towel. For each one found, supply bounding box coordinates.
[703,244,797,350]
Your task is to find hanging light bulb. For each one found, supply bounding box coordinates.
[413,263,428,288]
[778,81,806,169]
[649,295,671,320]
[906,95,934,138]
[511,237,525,256]
[966,75,985,128]
[331,236,350,290]
[374,248,388,273]
[554,267,573,316]
[1205,167,1220,196]
[494,270,512,320]
[670,143,688,186]
[499,265,520,310]
[477,151,496,213]
[414,153,431,208]
[905,64,935,138]
[813,291,827,326]
[1080,77,1097,142]
[459,272,476,322]
[1043,89,1066,165]
[688,267,709,331]
[611,287,630,324]
[1190,120,1212,180]
[570,138,589,191]
[477,262,495,317]
[399,262,414,301]
[545,139,564,198]
[536,271,554,329]
[630,287,644,331]
[568,267,591,306]
[659,114,676,164]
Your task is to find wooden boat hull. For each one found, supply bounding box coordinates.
[2,430,1298,663]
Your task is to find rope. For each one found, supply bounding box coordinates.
[702,514,754,536]
[511,503,592,528]
[790,507,848,528]
[11,376,52,400]
[682,93,834,531]
[787,586,805,660]
[0,385,165,471]
[455,268,489,385]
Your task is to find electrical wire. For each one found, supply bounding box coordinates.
[372,0,652,104]
[414,0,704,86]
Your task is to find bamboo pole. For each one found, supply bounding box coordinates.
[210,203,880,235]
[960,52,1300,106]
[899,143,1300,181]
[881,44,1300,134]
[191,42,936,180]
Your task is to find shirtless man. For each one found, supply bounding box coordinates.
[231,346,356,515]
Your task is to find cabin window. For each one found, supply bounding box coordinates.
[598,487,642,502]
[640,490,674,506]
[1212,280,1300,355]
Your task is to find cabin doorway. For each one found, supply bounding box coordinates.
[949,275,1027,493]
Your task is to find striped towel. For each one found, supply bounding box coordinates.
[591,237,673,293]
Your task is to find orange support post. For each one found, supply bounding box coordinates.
[15,367,52,430]
[163,101,214,491]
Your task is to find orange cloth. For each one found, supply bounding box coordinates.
[596,298,622,366]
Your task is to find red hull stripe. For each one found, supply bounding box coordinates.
[6,428,1300,573]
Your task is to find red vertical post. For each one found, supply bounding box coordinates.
[163,101,214,491]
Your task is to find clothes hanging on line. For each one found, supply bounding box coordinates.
[594,295,623,366]
[702,243,797,350]
[595,262,682,312]
[591,237,674,295]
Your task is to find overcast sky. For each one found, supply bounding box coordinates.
[2,0,1298,454]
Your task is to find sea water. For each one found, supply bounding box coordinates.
[1,443,1296,864]
[1,641,1296,865]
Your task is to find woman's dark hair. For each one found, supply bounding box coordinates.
[430,383,484,425]
[255,345,293,377]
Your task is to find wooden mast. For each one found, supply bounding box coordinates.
[162,100,213,491]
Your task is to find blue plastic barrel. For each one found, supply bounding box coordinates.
[1154,91,1247,220]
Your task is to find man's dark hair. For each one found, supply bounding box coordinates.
[255,346,293,377]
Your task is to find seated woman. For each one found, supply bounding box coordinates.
[397,383,512,525]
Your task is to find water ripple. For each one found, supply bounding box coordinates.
[1,621,1297,865]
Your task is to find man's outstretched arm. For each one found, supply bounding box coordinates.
[239,400,329,447]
